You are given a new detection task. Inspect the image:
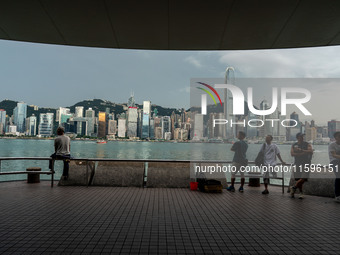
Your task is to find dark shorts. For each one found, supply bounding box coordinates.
[293,164,310,181]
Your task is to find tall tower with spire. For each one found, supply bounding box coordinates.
[128,91,135,107]
[224,67,235,140]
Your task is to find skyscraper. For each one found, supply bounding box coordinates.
[328,120,340,138]
[127,92,135,107]
[71,117,88,136]
[55,107,70,124]
[207,113,215,139]
[161,116,171,139]
[56,107,70,123]
[60,113,73,124]
[224,67,235,140]
[75,106,84,118]
[245,111,258,139]
[13,102,27,133]
[118,118,126,138]
[26,115,37,136]
[85,108,95,136]
[0,109,6,134]
[142,101,151,139]
[127,107,138,137]
[214,112,226,139]
[193,114,204,141]
[149,119,155,139]
[108,120,116,135]
[290,112,299,125]
[98,112,107,138]
[85,108,95,118]
[306,127,317,142]
[38,113,54,137]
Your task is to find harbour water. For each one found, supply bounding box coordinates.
[0,139,331,182]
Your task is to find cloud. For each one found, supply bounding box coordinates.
[218,46,340,78]
[184,56,203,68]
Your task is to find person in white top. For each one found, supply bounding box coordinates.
[261,135,285,194]
[49,127,71,180]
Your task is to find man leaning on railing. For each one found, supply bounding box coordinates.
[49,127,71,180]
[260,135,286,195]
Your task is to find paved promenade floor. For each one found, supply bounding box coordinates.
[0,181,339,255]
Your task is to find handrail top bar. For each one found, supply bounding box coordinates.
[0,157,296,165]
[0,157,235,163]
[0,157,52,160]
[0,171,53,175]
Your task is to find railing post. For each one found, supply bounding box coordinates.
[143,161,148,188]
[51,158,55,188]
[86,160,89,187]
[282,169,284,194]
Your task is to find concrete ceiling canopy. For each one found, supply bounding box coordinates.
[1,0,340,50]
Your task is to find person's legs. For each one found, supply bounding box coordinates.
[62,160,69,177]
[238,165,245,192]
[230,176,235,187]
[262,166,269,194]
[290,178,299,198]
[291,178,305,198]
[62,154,71,178]
[238,177,245,192]
[335,178,340,197]
[240,177,245,188]
[49,153,56,170]
[263,178,269,193]
[298,179,305,199]
[226,175,236,191]
[295,178,305,190]
[227,163,238,191]
[331,160,340,198]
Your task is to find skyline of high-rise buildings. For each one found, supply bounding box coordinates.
[0,94,337,143]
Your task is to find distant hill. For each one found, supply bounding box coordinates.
[68,99,182,116]
[69,99,124,115]
[0,99,19,116]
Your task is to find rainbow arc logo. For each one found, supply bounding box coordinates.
[196,82,223,106]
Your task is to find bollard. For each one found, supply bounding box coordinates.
[27,167,41,183]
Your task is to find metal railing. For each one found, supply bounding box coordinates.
[0,157,287,192]
[0,157,55,187]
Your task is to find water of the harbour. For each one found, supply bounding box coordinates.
[0,139,331,184]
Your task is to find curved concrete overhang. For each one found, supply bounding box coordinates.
[1,0,340,50]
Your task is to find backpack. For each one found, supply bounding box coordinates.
[197,173,223,193]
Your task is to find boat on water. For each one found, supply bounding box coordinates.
[96,140,107,144]
[208,138,224,143]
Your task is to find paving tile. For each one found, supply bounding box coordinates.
[0,182,339,254]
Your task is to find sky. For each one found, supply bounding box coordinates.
[1,39,340,125]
